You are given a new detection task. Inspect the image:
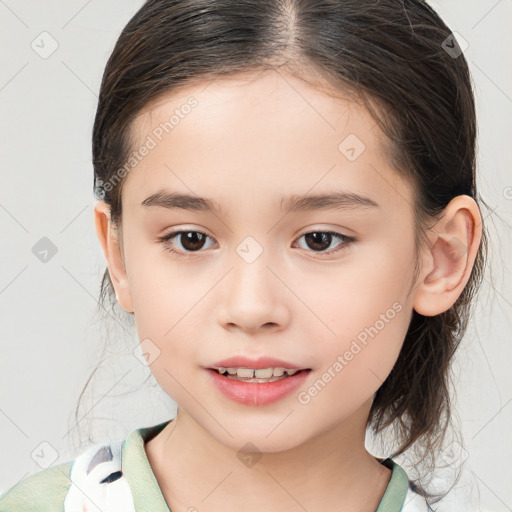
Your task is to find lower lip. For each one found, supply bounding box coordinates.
[206,369,311,406]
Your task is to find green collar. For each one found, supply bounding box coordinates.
[122,419,172,511]
[122,419,409,512]
[375,458,410,511]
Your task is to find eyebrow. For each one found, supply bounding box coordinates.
[281,191,379,212]
[140,189,379,214]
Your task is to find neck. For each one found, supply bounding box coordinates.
[145,402,391,512]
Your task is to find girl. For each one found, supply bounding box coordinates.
[0,0,488,510]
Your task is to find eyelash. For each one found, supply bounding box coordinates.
[157,229,356,258]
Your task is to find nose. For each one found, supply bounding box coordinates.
[217,251,290,334]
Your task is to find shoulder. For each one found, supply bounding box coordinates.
[0,421,169,512]
[0,460,73,512]
[0,439,129,512]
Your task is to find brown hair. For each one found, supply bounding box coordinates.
[84,0,489,500]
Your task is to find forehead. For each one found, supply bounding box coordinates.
[131,69,382,149]
[123,70,412,212]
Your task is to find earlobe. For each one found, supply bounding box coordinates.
[93,200,134,314]
[412,195,482,317]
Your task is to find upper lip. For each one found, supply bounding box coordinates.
[207,356,310,370]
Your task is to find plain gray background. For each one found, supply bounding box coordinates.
[1,0,511,509]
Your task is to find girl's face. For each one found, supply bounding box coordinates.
[111,70,421,452]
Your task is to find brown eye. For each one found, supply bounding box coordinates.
[295,231,356,255]
[159,230,216,256]
[303,232,332,251]
[177,231,207,251]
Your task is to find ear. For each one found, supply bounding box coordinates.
[93,200,134,314]
[412,195,483,317]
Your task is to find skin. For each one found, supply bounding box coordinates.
[94,69,482,511]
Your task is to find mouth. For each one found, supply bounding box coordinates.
[205,365,312,406]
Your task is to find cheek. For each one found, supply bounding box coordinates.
[292,238,415,335]
[298,301,410,421]
[133,309,203,406]
[123,240,207,379]
[294,242,415,395]
[125,232,208,318]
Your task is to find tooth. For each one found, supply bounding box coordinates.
[216,367,301,379]
[236,368,255,378]
[254,368,273,378]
